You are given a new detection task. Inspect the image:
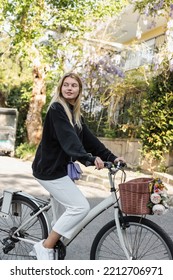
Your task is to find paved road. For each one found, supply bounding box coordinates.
[0,155,173,259]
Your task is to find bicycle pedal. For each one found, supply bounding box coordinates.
[3,241,15,254]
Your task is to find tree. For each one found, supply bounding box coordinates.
[0,0,126,145]
[131,0,173,15]
[0,0,49,144]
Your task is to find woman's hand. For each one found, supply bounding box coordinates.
[114,157,126,164]
[94,156,126,170]
[94,157,104,170]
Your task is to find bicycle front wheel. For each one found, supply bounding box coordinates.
[90,216,173,260]
[0,194,48,260]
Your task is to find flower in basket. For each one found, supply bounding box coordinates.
[152,204,166,215]
[150,193,161,204]
[148,178,169,215]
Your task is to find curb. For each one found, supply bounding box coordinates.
[75,166,173,208]
[78,166,173,195]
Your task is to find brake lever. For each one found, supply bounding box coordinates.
[114,161,127,169]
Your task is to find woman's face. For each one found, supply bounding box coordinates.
[61,76,80,105]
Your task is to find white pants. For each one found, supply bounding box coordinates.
[37,176,90,239]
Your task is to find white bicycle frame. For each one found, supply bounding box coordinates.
[10,192,130,259]
[1,166,131,259]
[10,177,130,259]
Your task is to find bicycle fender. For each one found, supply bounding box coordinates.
[13,191,51,232]
[0,189,51,233]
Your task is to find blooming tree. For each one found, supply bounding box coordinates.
[0,0,126,145]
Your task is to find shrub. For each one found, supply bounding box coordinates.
[140,69,173,163]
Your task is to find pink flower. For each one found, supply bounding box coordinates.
[150,193,161,204]
[154,188,163,194]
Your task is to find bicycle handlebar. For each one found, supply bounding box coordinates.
[86,160,127,170]
[104,161,127,169]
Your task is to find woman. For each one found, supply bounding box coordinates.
[32,72,125,260]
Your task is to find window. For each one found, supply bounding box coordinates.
[124,34,165,71]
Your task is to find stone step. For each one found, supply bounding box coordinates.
[78,168,173,195]
[153,171,173,186]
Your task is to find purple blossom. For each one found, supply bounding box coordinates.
[153,62,159,71]
[117,69,125,78]
[147,20,156,30]
[170,4,173,18]
[144,5,150,16]
[153,0,164,11]
[98,59,104,65]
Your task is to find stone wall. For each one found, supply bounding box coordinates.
[99,137,173,174]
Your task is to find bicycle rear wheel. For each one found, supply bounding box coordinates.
[90,216,173,260]
[0,194,48,260]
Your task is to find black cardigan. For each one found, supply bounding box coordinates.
[32,102,117,180]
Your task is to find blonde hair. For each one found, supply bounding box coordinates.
[49,72,83,129]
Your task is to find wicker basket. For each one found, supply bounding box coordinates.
[119,178,153,215]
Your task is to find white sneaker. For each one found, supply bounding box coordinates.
[34,240,54,260]
[29,250,36,258]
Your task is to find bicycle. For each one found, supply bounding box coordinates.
[0,161,173,260]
